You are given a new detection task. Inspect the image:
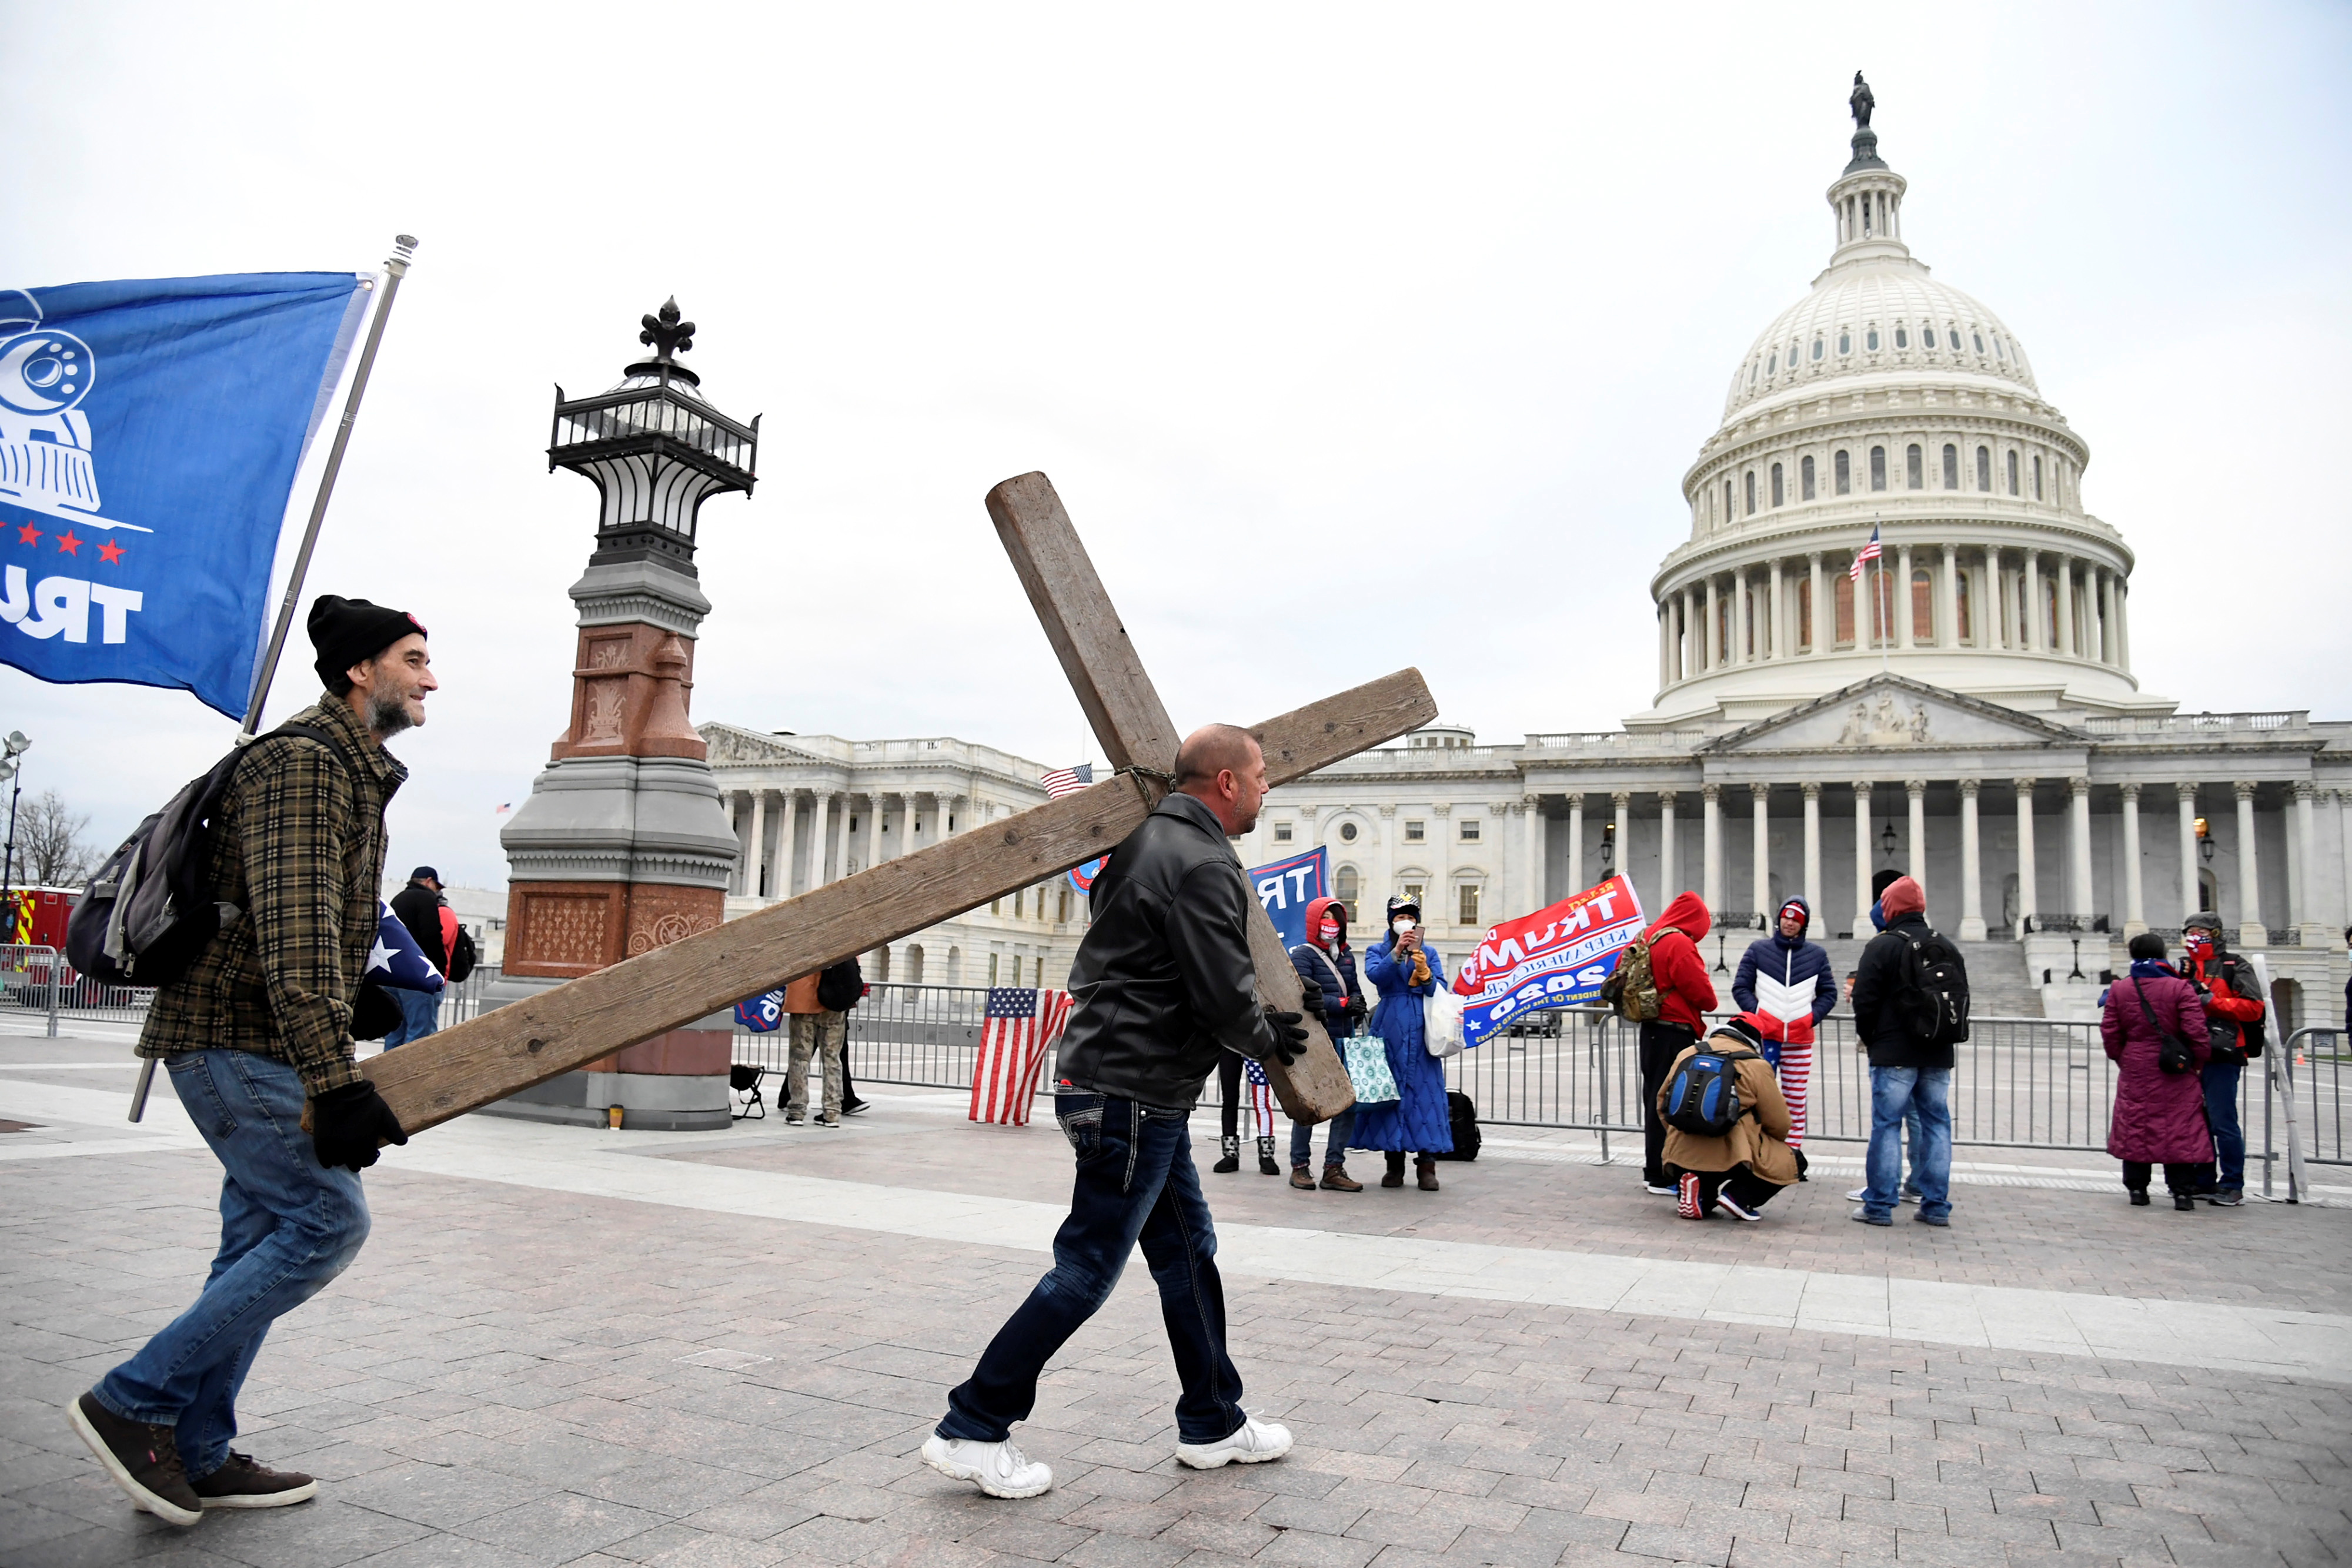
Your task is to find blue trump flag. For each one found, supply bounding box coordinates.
[0,273,370,717]
[1245,846,1328,949]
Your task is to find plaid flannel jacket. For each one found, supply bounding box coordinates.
[137,693,407,1095]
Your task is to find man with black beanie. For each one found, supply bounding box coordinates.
[68,595,437,1529]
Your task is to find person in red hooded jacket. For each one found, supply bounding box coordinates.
[1635,891,1716,1195]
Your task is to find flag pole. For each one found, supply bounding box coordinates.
[238,234,419,738]
[1875,519,1889,674]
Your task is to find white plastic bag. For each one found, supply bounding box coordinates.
[1423,985,1465,1058]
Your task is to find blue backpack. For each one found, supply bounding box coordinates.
[1663,1047,1759,1138]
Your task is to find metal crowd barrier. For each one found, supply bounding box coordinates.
[1445,1007,2345,1171]
[734,982,1000,1091]
[0,944,156,1034]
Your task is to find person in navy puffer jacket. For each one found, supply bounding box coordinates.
[1731,895,1835,1149]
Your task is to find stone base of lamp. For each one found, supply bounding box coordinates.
[472,972,736,1131]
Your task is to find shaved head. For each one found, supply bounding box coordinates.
[1173,724,1258,788]
[1172,724,1267,836]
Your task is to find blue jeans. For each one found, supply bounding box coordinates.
[95,1052,370,1478]
[1865,1066,1952,1222]
[2197,1061,2244,1193]
[382,986,440,1048]
[1290,1104,1357,1169]
[940,1092,1244,1446]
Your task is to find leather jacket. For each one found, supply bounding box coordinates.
[1053,791,1279,1109]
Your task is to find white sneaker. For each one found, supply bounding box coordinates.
[1176,1413,1293,1469]
[1845,1186,1868,1202]
[1644,1183,1677,1196]
[920,1433,1053,1498]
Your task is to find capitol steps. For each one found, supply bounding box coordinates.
[1706,931,2051,1023]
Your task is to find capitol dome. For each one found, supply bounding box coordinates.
[1633,83,2170,729]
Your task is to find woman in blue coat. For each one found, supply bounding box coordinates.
[1351,896,1454,1189]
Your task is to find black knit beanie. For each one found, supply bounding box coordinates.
[309,595,426,687]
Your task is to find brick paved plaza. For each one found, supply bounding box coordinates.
[3,1029,2348,1568]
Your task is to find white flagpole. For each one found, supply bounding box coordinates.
[238,234,419,738]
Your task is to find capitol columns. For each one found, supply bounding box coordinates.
[2296,781,2326,942]
[1851,780,1874,932]
[1768,560,1785,658]
[2056,559,2077,657]
[1906,778,1927,889]
[1895,544,1915,647]
[1750,783,1770,915]
[1958,778,1986,941]
[809,791,833,887]
[1700,784,1723,914]
[1610,792,1633,907]
[1802,781,1823,916]
[2023,554,2043,653]
[775,790,798,895]
[1566,794,1585,890]
[2120,783,2146,937]
[2234,781,2263,950]
[1939,543,1960,650]
[1705,579,1721,670]
[1808,552,1829,656]
[1659,791,1678,904]
[1732,567,1750,665]
[1522,795,1544,912]
[2013,779,2039,934]
[2069,777,2094,920]
[741,790,766,898]
[2177,782,2200,922]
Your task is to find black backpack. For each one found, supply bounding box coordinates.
[1896,927,1971,1045]
[1663,1047,1759,1137]
[447,925,480,984]
[816,957,864,1012]
[2212,955,2264,1063]
[67,723,336,989]
[1430,1089,1481,1161]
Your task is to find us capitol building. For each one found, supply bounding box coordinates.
[703,85,2348,1024]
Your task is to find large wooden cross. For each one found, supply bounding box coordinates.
[365,473,1436,1133]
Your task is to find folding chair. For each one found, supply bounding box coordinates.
[729,1062,767,1121]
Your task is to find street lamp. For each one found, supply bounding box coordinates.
[1879,819,1898,862]
[0,730,29,930]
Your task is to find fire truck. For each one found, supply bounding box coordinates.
[3,886,85,1009]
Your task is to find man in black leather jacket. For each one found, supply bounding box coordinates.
[924,725,1308,1499]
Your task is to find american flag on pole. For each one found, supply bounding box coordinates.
[969,987,1075,1126]
[1849,523,1882,580]
[1040,763,1094,798]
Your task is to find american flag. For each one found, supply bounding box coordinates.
[1040,763,1094,798]
[1849,523,1883,581]
[969,987,1075,1126]
[1241,1057,1277,1135]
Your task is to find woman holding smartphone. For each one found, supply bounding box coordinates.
[1351,896,1454,1188]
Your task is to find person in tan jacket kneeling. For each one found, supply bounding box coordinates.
[1659,1017,1805,1221]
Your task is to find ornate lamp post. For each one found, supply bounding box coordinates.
[0,730,31,914]
[484,301,760,1131]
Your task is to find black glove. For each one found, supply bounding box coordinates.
[309,1081,409,1172]
[1261,1006,1310,1066]
[1344,997,1368,1029]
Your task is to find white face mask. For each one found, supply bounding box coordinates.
[1391,917,1416,936]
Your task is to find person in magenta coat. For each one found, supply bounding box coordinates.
[2101,932,2213,1212]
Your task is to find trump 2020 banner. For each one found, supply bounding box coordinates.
[0,273,372,717]
[1449,875,1648,1048]
[1247,846,1328,950]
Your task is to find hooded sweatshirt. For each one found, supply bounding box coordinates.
[1288,894,1364,1034]
[1730,895,1836,1042]
[1638,891,1716,1034]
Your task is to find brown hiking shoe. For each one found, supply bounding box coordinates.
[1416,1159,1441,1192]
[1319,1165,1362,1192]
[1288,1165,1316,1190]
[68,1392,200,1527]
[191,1452,318,1510]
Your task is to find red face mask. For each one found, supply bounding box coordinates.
[2184,933,2215,964]
[1318,920,1341,944]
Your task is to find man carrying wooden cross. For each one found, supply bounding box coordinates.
[923,723,1311,1499]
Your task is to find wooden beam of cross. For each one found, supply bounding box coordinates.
[363,474,1435,1134]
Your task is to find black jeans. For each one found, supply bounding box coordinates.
[2123,1160,2200,1195]
[1639,1021,1698,1185]
[938,1092,1246,1446]
[1218,1052,1244,1139]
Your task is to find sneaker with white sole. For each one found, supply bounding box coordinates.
[1644,1182,1677,1196]
[1845,1186,1922,1204]
[1715,1191,1763,1222]
[1176,1413,1293,1469]
[67,1392,201,1527]
[920,1433,1053,1498]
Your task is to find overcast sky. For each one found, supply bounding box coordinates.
[3,2,2347,890]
